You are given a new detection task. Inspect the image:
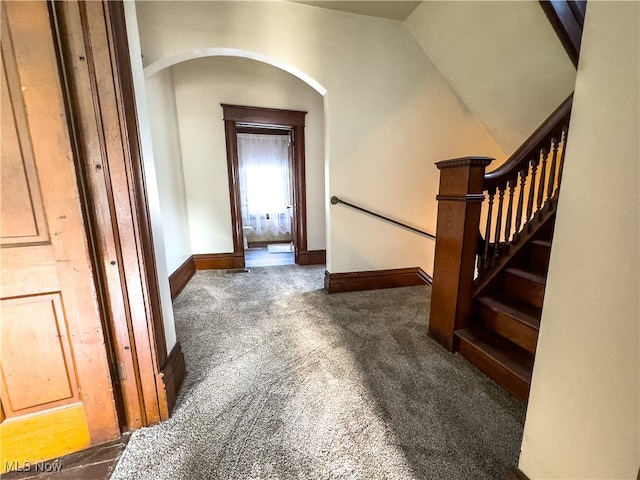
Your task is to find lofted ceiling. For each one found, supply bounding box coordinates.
[290,1,422,21]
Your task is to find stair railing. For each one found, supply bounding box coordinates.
[476,96,572,286]
[428,95,572,351]
[330,196,436,239]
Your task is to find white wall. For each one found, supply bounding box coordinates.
[519,2,639,478]
[171,56,325,254]
[406,1,576,156]
[123,1,177,351]
[145,68,192,273]
[135,1,504,275]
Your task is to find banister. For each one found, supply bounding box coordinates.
[330,196,436,239]
[484,94,572,190]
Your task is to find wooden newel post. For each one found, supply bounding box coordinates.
[429,156,493,351]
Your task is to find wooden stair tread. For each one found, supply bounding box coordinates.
[455,327,534,385]
[530,239,552,248]
[504,267,546,285]
[476,294,541,330]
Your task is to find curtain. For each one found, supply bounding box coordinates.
[237,133,292,237]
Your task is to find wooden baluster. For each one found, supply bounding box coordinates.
[556,126,568,194]
[504,177,516,243]
[547,136,560,202]
[493,185,505,262]
[537,148,548,212]
[526,156,539,225]
[483,187,495,269]
[514,167,527,236]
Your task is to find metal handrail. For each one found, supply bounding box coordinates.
[330,196,436,240]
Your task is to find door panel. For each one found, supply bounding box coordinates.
[0,37,48,246]
[0,2,120,472]
[1,294,78,413]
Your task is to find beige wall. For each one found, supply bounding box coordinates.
[406,1,576,156]
[519,2,639,478]
[171,56,325,254]
[136,1,504,275]
[145,68,192,274]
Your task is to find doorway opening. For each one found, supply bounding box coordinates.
[237,127,294,267]
[222,104,311,267]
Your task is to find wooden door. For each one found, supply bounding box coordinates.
[0,2,120,473]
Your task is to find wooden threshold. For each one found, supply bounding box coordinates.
[193,252,244,270]
[2,433,130,480]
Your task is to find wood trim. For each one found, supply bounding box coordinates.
[221,104,308,266]
[193,253,244,270]
[236,126,290,135]
[108,2,167,369]
[539,1,584,68]
[158,342,186,418]
[324,267,432,294]
[54,0,169,429]
[484,95,572,190]
[429,158,490,351]
[505,468,532,480]
[297,250,326,265]
[169,257,196,300]
[221,104,306,127]
[223,118,245,266]
[292,125,308,260]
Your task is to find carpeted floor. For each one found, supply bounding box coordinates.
[111,265,525,480]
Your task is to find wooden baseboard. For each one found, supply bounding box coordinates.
[505,468,531,480]
[168,257,195,300]
[159,341,186,420]
[298,249,326,265]
[193,252,244,270]
[324,267,432,294]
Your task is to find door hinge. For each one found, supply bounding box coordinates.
[112,361,127,384]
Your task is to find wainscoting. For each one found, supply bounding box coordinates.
[324,267,432,294]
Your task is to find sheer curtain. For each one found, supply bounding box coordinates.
[237,133,292,237]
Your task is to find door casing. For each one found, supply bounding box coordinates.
[222,104,311,266]
[51,0,183,431]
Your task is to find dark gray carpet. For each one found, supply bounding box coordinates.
[111,265,524,479]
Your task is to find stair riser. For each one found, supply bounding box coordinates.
[456,336,530,402]
[502,273,545,309]
[477,303,539,353]
[527,243,552,273]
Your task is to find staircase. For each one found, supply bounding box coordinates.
[456,215,554,401]
[429,96,572,402]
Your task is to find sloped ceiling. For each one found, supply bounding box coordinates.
[290,1,421,21]
[406,1,577,156]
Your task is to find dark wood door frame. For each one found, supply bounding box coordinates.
[52,0,184,432]
[222,104,314,265]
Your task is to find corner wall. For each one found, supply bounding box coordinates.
[145,68,192,274]
[519,3,639,477]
